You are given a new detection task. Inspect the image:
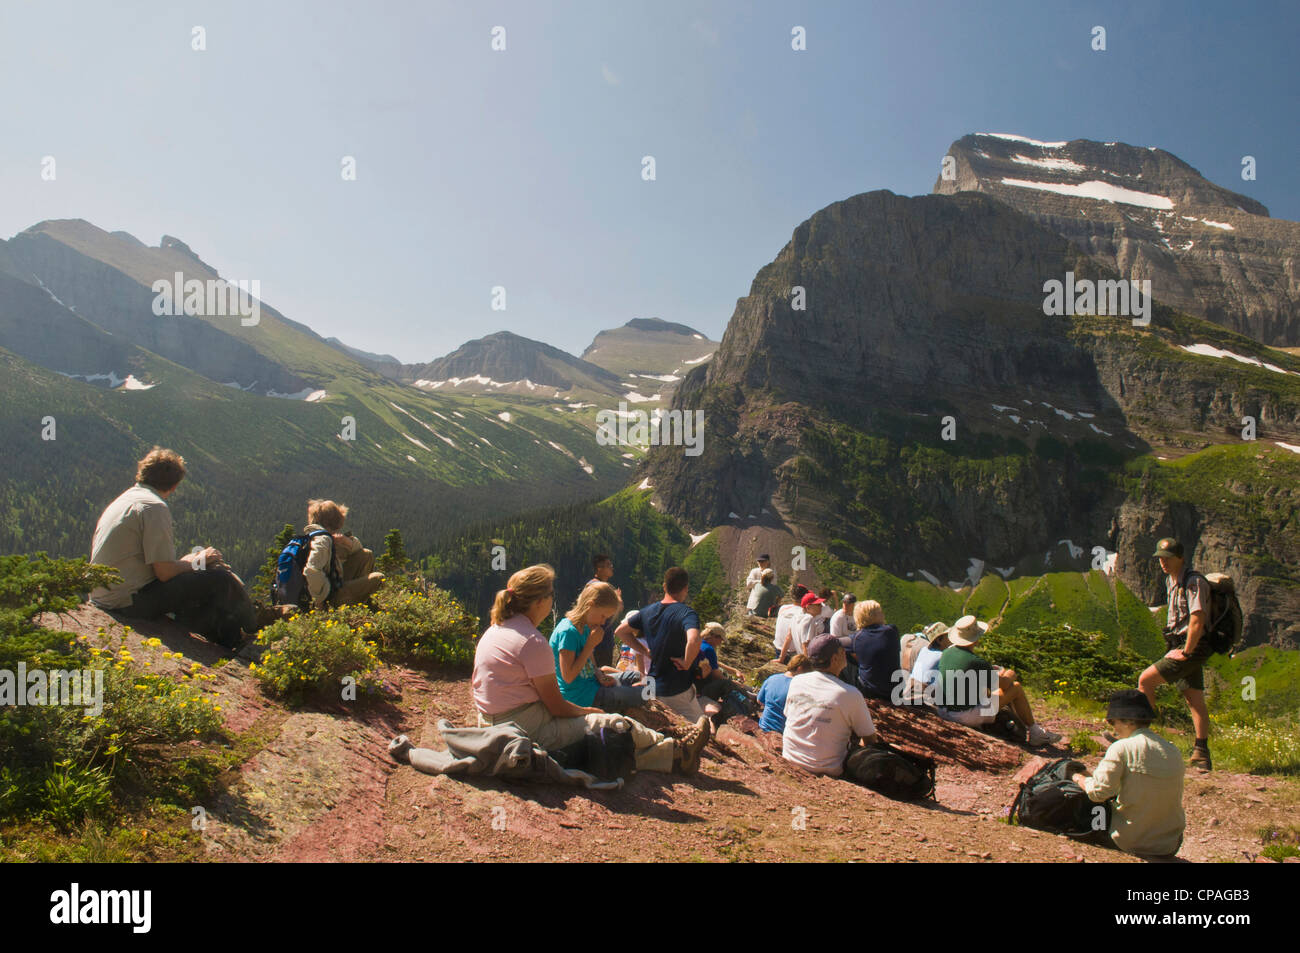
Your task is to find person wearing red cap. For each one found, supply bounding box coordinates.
[778,591,825,664]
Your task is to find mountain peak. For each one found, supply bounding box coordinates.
[937,133,1269,216]
[623,317,704,336]
[931,133,1294,343]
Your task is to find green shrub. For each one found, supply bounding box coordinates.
[980,623,1149,703]
[252,611,382,704]
[0,555,230,822]
[353,585,477,666]
[42,760,113,831]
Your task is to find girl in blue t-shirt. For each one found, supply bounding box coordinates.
[550,582,647,713]
[756,654,812,733]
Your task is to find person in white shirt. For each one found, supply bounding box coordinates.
[782,633,878,776]
[772,584,809,656]
[829,593,858,644]
[745,554,775,591]
[779,592,825,663]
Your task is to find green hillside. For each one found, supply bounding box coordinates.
[0,345,630,577]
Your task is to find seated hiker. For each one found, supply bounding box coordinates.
[851,600,901,702]
[473,564,710,773]
[756,654,812,734]
[901,622,949,706]
[745,553,775,592]
[302,499,385,609]
[695,622,755,724]
[935,615,1062,747]
[781,634,878,776]
[777,591,825,664]
[817,588,836,634]
[550,581,647,714]
[747,568,781,617]
[616,567,710,721]
[772,584,808,655]
[1070,690,1186,857]
[830,593,858,643]
[582,553,623,667]
[89,446,256,650]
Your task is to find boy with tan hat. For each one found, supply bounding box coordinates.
[935,615,1061,747]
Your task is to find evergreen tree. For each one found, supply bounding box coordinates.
[378,528,408,576]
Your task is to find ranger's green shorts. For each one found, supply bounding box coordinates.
[1153,638,1214,691]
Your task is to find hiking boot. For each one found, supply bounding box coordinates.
[1027,723,1063,748]
[1189,747,1213,772]
[675,716,712,774]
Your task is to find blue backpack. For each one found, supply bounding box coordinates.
[272,530,341,607]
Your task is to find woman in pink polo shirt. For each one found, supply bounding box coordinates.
[471,564,710,774]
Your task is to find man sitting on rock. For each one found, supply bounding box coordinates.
[747,568,781,617]
[935,615,1062,748]
[781,634,878,777]
[1071,690,1186,857]
[89,446,256,650]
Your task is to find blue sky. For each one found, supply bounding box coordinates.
[3,0,1296,361]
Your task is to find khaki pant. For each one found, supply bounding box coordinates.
[328,547,384,607]
[479,701,675,773]
[660,685,706,721]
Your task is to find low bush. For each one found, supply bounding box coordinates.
[359,585,476,665]
[252,611,382,704]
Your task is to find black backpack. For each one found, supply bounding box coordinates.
[1008,757,1112,841]
[845,742,936,801]
[551,723,637,782]
[272,530,341,608]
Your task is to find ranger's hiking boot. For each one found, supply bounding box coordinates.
[1189,747,1213,772]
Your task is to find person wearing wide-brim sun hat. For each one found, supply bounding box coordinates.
[1069,689,1186,857]
[934,615,1062,747]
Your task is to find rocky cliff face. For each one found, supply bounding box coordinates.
[935,134,1300,345]
[644,175,1300,648]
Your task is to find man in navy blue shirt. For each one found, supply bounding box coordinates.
[617,566,707,721]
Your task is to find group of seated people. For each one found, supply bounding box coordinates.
[88,447,384,650]
[472,562,713,775]
[88,452,1186,857]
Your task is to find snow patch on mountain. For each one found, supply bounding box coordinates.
[978,133,1067,148]
[1009,153,1086,172]
[1000,177,1175,210]
[1180,344,1296,376]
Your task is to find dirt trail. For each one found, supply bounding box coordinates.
[47,606,1300,863]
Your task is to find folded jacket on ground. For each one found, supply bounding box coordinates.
[390,719,623,790]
